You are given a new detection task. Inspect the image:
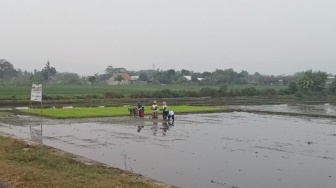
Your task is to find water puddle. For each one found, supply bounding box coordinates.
[0,112,335,188]
[233,104,336,116]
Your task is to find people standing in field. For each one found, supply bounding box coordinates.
[137,101,145,118]
[151,101,158,119]
[168,110,174,122]
[162,101,169,120]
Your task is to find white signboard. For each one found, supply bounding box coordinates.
[31,84,42,102]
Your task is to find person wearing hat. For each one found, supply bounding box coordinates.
[137,101,145,118]
[162,101,169,120]
[151,101,158,119]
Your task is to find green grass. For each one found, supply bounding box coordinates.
[0,84,212,99]
[0,84,285,99]
[0,111,11,117]
[21,105,221,118]
[0,135,162,188]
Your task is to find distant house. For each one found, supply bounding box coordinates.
[183,76,192,81]
[130,76,139,80]
[261,76,295,85]
[129,75,148,85]
[106,73,131,85]
[327,76,335,85]
[147,76,155,83]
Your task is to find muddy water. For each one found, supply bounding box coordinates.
[233,104,336,116]
[1,113,336,188]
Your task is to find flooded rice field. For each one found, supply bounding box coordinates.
[233,103,336,116]
[1,112,336,188]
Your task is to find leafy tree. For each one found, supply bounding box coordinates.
[96,73,111,83]
[88,76,96,85]
[250,72,262,83]
[114,75,123,82]
[55,72,80,84]
[105,66,127,75]
[287,82,299,94]
[0,59,18,80]
[155,72,170,84]
[105,65,114,75]
[191,73,202,82]
[167,69,176,80]
[42,61,57,82]
[218,84,228,96]
[298,70,327,92]
[139,72,148,81]
[240,70,249,83]
[13,69,34,86]
[201,71,211,78]
[181,69,190,76]
[329,78,336,94]
[32,70,44,83]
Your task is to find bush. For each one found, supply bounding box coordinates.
[240,87,258,96]
[104,91,125,99]
[259,88,277,96]
[199,87,218,97]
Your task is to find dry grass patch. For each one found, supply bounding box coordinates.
[0,135,164,188]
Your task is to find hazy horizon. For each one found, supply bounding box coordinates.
[1,0,336,76]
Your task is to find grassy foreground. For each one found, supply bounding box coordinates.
[21,105,221,118]
[0,135,162,188]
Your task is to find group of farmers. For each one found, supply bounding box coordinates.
[137,101,174,122]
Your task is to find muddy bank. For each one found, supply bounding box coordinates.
[1,112,335,188]
[231,104,336,119]
[0,131,175,188]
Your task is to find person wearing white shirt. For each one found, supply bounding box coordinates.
[168,110,174,122]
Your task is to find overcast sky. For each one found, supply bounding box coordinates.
[1,0,336,76]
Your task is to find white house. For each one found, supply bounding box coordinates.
[183,76,192,81]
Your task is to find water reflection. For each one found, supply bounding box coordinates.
[138,120,175,136]
[29,125,43,144]
[161,121,174,136]
[235,104,336,116]
[151,121,158,136]
[1,113,335,188]
[137,125,144,132]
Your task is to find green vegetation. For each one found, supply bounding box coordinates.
[0,84,214,99]
[21,105,221,118]
[1,59,336,103]
[0,135,162,188]
[0,84,285,99]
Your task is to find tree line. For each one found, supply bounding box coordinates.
[1,59,336,97]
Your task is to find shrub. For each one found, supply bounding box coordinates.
[240,87,258,96]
